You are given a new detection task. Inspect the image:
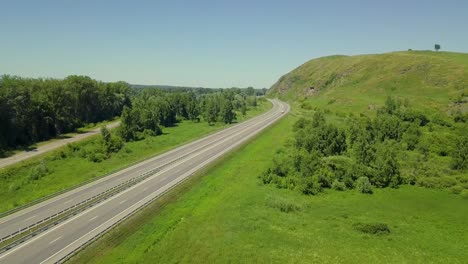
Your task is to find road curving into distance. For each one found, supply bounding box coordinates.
[0,99,289,264]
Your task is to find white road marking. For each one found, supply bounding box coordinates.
[119,199,127,205]
[49,236,62,245]
[0,100,286,263]
[24,215,37,222]
[88,216,98,222]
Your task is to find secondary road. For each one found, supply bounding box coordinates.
[0,121,121,169]
[0,99,289,263]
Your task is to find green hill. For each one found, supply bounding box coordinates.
[266,50,468,193]
[269,51,468,116]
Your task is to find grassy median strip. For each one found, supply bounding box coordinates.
[0,102,271,214]
[69,112,467,263]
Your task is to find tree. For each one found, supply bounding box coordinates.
[240,102,247,116]
[452,133,468,170]
[220,99,236,124]
[100,126,111,145]
[245,87,255,96]
[435,44,441,52]
[118,106,138,141]
[371,140,401,187]
[187,99,200,122]
[355,177,373,194]
[203,97,219,125]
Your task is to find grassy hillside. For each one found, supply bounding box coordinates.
[266,51,468,195]
[270,51,468,116]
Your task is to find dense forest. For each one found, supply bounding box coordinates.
[261,97,468,195]
[0,75,263,154]
[0,75,131,152]
[118,87,260,142]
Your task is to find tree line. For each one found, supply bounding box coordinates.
[0,75,131,152]
[118,88,260,141]
[0,75,264,154]
[54,87,262,164]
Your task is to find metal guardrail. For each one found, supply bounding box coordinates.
[57,103,286,264]
[0,103,275,220]
[0,106,281,250]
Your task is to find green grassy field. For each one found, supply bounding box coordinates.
[0,102,270,213]
[69,113,468,264]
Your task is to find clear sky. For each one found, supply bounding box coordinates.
[1,0,467,88]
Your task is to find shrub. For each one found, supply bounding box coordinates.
[453,110,468,123]
[259,169,274,184]
[461,190,468,199]
[356,176,373,194]
[353,222,390,235]
[371,141,401,188]
[271,154,290,177]
[300,176,322,195]
[402,123,421,150]
[28,162,49,181]
[450,185,463,194]
[451,134,468,170]
[417,177,441,189]
[331,180,346,191]
[266,197,302,213]
[87,152,106,163]
[313,167,335,188]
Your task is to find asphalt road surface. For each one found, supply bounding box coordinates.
[0,121,121,169]
[0,99,289,263]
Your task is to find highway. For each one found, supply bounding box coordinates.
[0,99,289,263]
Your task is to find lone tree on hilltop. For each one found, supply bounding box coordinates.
[434,44,441,52]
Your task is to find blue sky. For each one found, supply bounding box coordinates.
[1,0,467,88]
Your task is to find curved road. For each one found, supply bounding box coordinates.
[0,99,289,263]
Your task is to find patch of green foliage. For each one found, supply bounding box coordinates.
[353,222,390,235]
[0,75,131,153]
[261,97,468,195]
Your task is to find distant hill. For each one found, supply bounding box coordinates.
[269,51,468,115]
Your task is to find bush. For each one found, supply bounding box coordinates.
[356,176,373,194]
[271,154,290,177]
[417,177,441,189]
[28,162,49,181]
[450,185,463,194]
[371,141,401,188]
[300,176,322,195]
[266,197,302,213]
[402,123,421,150]
[313,167,335,188]
[87,152,106,163]
[461,190,468,199]
[259,169,274,184]
[353,222,390,235]
[451,134,468,170]
[331,180,346,191]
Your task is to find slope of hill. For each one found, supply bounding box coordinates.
[265,50,468,194]
[269,51,468,116]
